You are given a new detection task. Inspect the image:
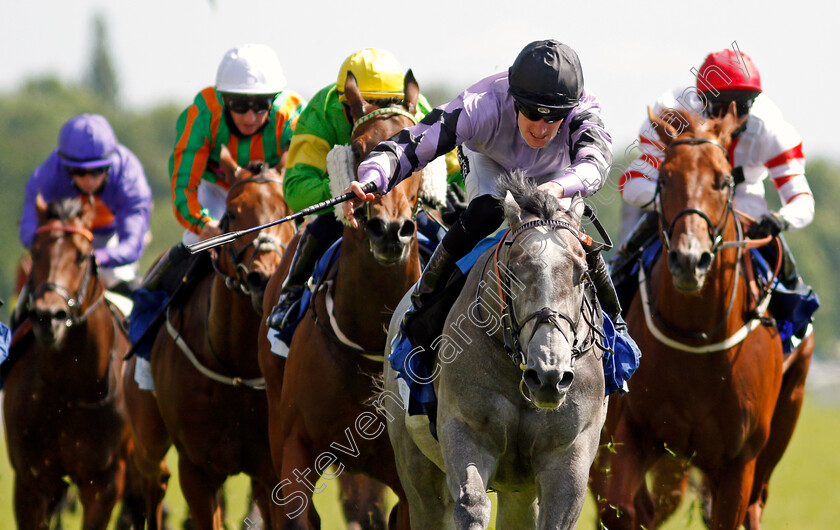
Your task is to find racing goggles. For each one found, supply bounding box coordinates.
[705,90,758,118]
[225,96,274,115]
[514,101,571,124]
[66,165,110,177]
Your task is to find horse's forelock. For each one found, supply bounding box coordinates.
[498,172,560,224]
[45,197,83,223]
[367,97,404,109]
[244,160,266,175]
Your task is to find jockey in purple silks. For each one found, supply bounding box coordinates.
[15,114,152,328]
[344,39,636,351]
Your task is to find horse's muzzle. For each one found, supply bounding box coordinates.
[667,234,714,292]
[367,217,416,266]
[522,367,575,409]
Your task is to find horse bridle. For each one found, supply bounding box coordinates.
[213,174,287,295]
[649,137,762,342]
[655,138,736,257]
[349,105,423,252]
[28,224,104,327]
[488,219,604,377]
[351,106,418,135]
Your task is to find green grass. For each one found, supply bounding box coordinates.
[1,395,837,528]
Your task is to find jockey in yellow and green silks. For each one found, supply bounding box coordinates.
[266,48,462,331]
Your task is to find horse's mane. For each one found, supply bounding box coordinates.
[497,171,560,221]
[45,197,83,223]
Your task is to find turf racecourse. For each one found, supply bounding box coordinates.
[1,393,837,528]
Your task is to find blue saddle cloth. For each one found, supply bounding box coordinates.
[623,240,819,353]
[128,289,169,361]
[274,239,342,351]
[750,246,819,352]
[391,231,640,416]
[0,321,12,390]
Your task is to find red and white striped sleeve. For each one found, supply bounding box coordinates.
[761,121,813,230]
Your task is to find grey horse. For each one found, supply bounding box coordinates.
[379,177,609,529]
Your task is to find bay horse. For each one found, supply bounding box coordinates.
[3,196,133,529]
[257,71,435,528]
[383,178,609,529]
[123,147,295,529]
[590,105,814,529]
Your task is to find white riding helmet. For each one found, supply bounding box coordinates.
[215,44,287,95]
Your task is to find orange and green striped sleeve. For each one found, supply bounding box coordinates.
[169,87,225,233]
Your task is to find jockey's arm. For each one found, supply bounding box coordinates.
[95,155,153,268]
[170,105,215,235]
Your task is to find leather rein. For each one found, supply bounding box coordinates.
[645,137,782,351]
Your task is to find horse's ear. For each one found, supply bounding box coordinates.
[714,101,748,147]
[35,193,48,225]
[344,71,367,121]
[648,106,679,146]
[404,69,419,115]
[503,190,522,228]
[218,144,240,185]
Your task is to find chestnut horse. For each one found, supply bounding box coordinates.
[3,196,133,529]
[123,149,295,529]
[590,106,814,529]
[258,72,436,528]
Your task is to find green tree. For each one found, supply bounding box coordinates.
[85,13,119,107]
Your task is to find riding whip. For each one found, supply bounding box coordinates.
[186,181,377,254]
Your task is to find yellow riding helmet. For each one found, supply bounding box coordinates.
[336,48,405,102]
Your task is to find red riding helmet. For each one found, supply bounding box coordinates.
[696,49,762,94]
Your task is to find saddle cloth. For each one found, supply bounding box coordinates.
[616,240,819,353]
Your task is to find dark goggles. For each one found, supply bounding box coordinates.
[705,91,758,118]
[514,101,570,124]
[66,165,110,177]
[707,100,754,118]
[225,96,274,115]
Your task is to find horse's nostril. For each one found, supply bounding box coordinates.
[523,369,541,390]
[698,251,713,271]
[558,371,574,390]
[53,309,68,322]
[668,249,680,269]
[398,219,416,239]
[246,271,267,292]
[366,218,386,239]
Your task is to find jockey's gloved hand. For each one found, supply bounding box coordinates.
[747,212,788,239]
[441,182,468,227]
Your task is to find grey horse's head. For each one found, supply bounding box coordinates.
[499,174,591,409]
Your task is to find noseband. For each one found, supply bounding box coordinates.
[655,138,735,259]
[214,175,287,295]
[351,106,418,135]
[29,225,103,327]
[488,219,603,377]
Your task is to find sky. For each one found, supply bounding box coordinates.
[1,0,839,160]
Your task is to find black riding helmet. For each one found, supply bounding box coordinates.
[509,40,584,121]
